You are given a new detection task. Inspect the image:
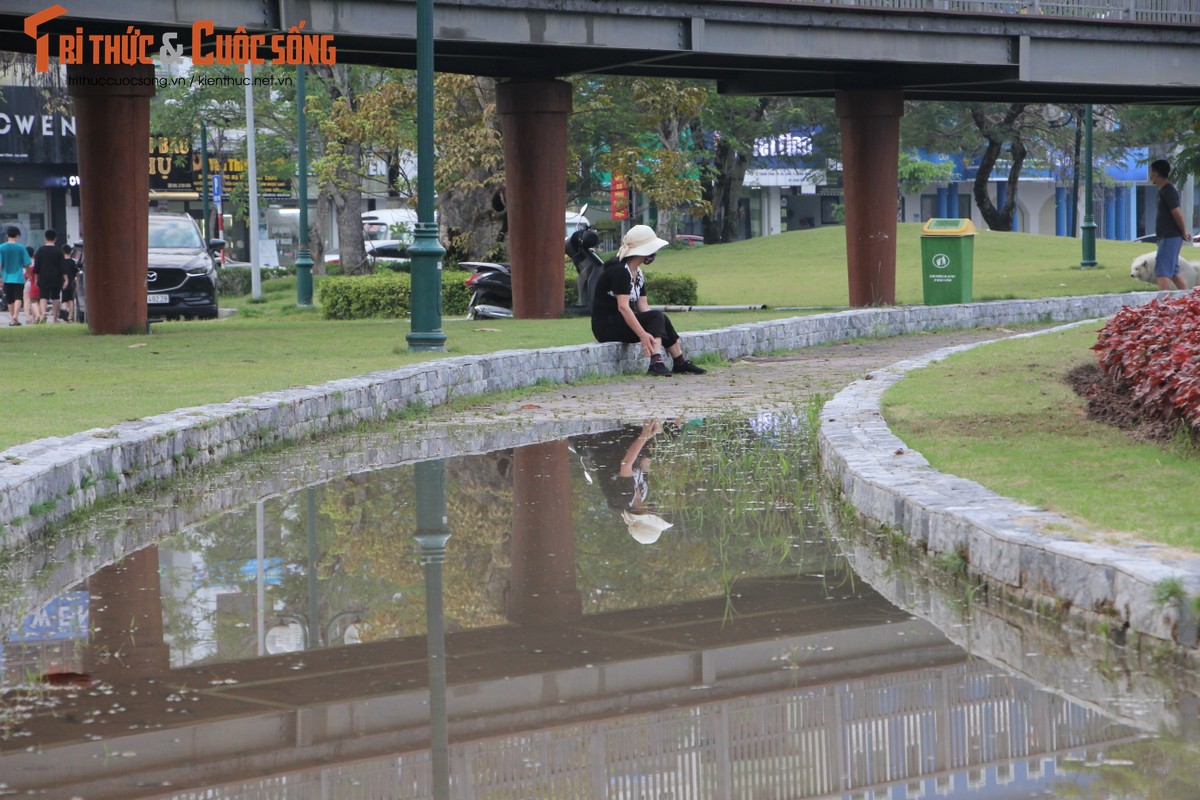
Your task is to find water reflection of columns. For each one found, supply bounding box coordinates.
[414,459,451,800]
[85,545,170,679]
[506,441,581,625]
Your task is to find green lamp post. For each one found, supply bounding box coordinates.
[413,459,451,799]
[1080,104,1097,268]
[406,0,447,350]
[200,121,210,242]
[295,65,314,306]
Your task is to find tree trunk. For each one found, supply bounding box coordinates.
[701,136,749,243]
[438,77,506,263]
[313,192,332,276]
[969,104,1027,232]
[1071,120,1082,237]
[332,139,369,274]
[440,184,507,264]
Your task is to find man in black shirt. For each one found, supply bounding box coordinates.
[32,229,66,324]
[1149,159,1193,291]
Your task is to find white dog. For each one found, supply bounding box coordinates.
[1129,252,1200,289]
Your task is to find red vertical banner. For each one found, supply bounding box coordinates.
[611,175,629,220]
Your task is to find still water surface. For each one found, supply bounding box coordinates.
[0,415,1195,798]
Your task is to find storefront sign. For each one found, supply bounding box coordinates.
[0,86,77,163]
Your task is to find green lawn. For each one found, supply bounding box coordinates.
[882,325,1200,550]
[0,225,1161,451]
[649,223,1156,306]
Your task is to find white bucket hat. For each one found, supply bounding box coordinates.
[616,225,670,261]
[622,510,674,544]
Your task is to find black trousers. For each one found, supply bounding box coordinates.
[592,310,679,350]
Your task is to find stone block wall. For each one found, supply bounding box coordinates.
[0,291,1162,552]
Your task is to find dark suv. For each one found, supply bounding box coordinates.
[147,214,222,320]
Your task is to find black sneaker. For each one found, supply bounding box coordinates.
[672,358,706,375]
[647,359,673,377]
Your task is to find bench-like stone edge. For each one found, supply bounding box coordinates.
[817,319,1200,650]
[0,291,1166,553]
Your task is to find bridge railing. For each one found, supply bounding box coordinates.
[806,0,1200,24]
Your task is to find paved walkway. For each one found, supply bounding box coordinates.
[428,326,1020,425]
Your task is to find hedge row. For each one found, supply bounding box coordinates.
[1094,293,1200,432]
[216,266,294,297]
[317,271,473,320]
[317,267,698,321]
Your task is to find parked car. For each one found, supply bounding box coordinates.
[146,214,222,320]
[323,239,410,271]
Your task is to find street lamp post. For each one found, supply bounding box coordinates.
[1081,104,1098,268]
[200,121,210,243]
[406,0,447,351]
[413,459,451,799]
[295,65,314,306]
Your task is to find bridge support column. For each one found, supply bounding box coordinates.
[836,90,903,307]
[506,441,582,624]
[67,63,153,334]
[497,80,572,319]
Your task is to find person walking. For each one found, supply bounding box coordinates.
[23,246,40,324]
[32,229,66,324]
[590,224,706,377]
[1149,159,1193,291]
[60,243,78,322]
[0,227,31,326]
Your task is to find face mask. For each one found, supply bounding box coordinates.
[643,254,656,265]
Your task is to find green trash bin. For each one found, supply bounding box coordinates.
[920,218,976,305]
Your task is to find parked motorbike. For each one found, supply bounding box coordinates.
[463,261,514,320]
[463,213,605,320]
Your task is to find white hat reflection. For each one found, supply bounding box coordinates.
[622,510,674,544]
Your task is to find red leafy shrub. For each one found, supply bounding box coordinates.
[1093,294,1200,435]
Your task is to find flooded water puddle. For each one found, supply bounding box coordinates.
[0,414,1194,798]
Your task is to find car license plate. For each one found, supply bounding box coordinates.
[147,294,170,304]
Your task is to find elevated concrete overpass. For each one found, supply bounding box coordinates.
[0,567,1135,798]
[2,0,1198,325]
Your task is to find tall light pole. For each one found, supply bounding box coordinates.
[295,65,314,306]
[200,121,210,243]
[1080,103,1097,268]
[413,459,450,799]
[245,62,263,298]
[406,0,447,351]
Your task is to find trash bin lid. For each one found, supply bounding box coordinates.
[921,218,976,236]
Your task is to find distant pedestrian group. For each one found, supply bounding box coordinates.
[0,226,79,326]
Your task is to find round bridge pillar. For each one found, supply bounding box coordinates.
[836,90,904,307]
[86,546,170,679]
[506,441,581,624]
[497,80,572,319]
[68,63,154,334]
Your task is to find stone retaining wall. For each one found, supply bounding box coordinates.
[0,291,1165,552]
[817,322,1200,651]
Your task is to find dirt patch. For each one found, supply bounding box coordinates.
[1065,362,1184,444]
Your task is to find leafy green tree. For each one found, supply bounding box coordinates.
[591,78,711,238]
[694,95,837,243]
[1119,104,1200,178]
[430,74,506,263]
[152,63,298,253]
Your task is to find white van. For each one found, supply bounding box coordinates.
[565,209,588,237]
[362,208,419,242]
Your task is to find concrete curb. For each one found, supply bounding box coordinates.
[817,320,1200,650]
[0,290,1168,553]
